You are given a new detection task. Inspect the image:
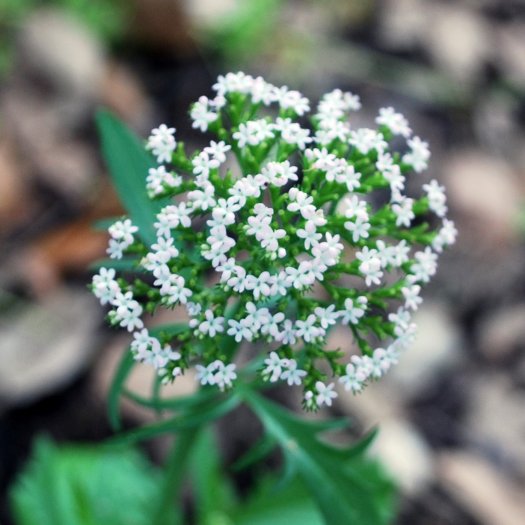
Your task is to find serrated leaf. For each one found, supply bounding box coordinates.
[96,110,165,247]
[10,438,175,525]
[243,392,396,525]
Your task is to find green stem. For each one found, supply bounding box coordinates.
[152,426,200,525]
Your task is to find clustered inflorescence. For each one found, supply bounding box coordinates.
[92,72,456,410]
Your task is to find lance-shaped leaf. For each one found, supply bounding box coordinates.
[96,110,165,247]
[243,391,396,525]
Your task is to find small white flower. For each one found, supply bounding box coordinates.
[376,107,411,138]
[191,96,218,132]
[227,318,253,342]
[402,284,422,311]
[356,248,383,286]
[344,215,371,243]
[198,310,225,337]
[392,196,415,228]
[281,359,307,386]
[339,297,367,325]
[314,305,340,330]
[349,128,387,154]
[275,87,310,115]
[423,179,447,218]
[259,312,285,338]
[296,221,321,249]
[315,382,337,407]
[410,247,438,283]
[341,196,368,221]
[196,363,217,386]
[295,314,323,343]
[433,219,457,252]
[214,361,237,390]
[339,363,366,393]
[262,161,298,187]
[204,140,231,164]
[263,352,288,382]
[276,319,297,345]
[233,119,274,148]
[146,166,181,196]
[188,183,216,211]
[403,136,430,173]
[116,302,144,332]
[146,124,176,163]
[92,268,120,305]
[273,117,312,149]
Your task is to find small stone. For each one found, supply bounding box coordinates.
[0,289,101,408]
[15,9,104,98]
[1,92,98,202]
[421,5,492,84]
[438,451,525,525]
[387,302,463,397]
[496,22,525,90]
[464,374,525,478]
[100,61,154,132]
[377,0,428,50]
[444,151,523,246]
[370,419,435,496]
[182,0,239,30]
[477,304,525,361]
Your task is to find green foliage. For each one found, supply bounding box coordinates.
[201,0,282,62]
[93,101,398,525]
[54,0,127,43]
[189,428,324,525]
[233,476,324,525]
[189,429,238,524]
[186,419,393,525]
[242,390,397,525]
[96,110,166,247]
[10,438,175,525]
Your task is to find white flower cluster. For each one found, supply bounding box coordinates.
[93,72,457,410]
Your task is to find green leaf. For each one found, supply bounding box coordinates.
[10,437,175,525]
[89,257,139,272]
[233,476,325,525]
[123,385,218,411]
[189,429,237,524]
[108,350,136,431]
[231,434,276,472]
[243,391,397,525]
[96,110,166,246]
[108,394,241,446]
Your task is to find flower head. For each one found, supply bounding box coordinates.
[93,72,455,410]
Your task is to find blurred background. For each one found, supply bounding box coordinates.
[1,0,525,523]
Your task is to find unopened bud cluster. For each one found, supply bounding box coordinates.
[92,72,456,410]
